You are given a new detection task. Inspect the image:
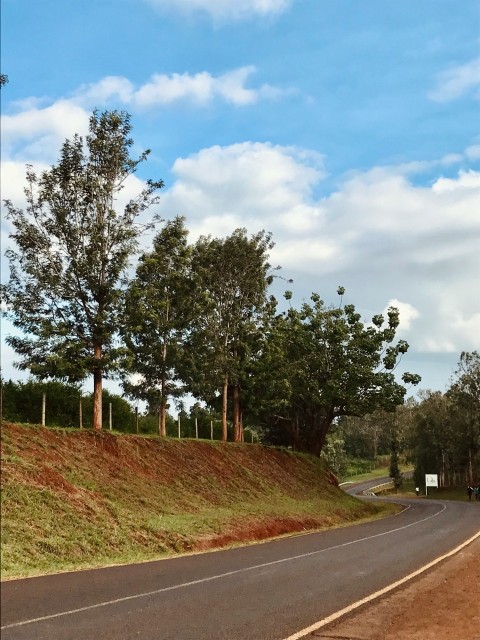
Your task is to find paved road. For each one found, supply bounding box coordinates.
[2,488,479,640]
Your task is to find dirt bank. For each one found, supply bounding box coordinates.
[1,422,387,578]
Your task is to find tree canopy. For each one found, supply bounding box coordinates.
[254,288,421,456]
[1,110,163,430]
[121,216,192,436]
[181,228,275,441]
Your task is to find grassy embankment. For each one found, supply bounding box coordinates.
[1,422,398,580]
[395,478,472,501]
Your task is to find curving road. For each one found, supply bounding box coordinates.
[1,483,479,640]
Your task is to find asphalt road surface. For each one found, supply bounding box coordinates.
[2,483,479,640]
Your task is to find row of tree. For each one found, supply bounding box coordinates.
[2,110,420,456]
[4,352,476,487]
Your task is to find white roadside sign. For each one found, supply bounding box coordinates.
[425,474,438,487]
[425,473,438,495]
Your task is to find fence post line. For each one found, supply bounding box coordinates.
[195,417,198,439]
[178,414,181,438]
[79,397,83,429]
[109,402,112,431]
[210,420,213,440]
[135,406,139,434]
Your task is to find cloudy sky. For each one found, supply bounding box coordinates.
[1,0,479,398]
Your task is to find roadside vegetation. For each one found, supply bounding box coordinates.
[1,422,396,579]
[1,109,421,459]
[0,110,477,583]
[320,352,479,491]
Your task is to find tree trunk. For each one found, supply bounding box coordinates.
[222,374,228,441]
[160,369,167,437]
[233,384,241,442]
[289,416,301,451]
[93,343,103,431]
[159,400,167,437]
[160,315,168,437]
[307,415,332,457]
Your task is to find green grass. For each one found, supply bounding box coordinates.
[341,463,413,484]
[1,422,399,579]
[392,478,475,502]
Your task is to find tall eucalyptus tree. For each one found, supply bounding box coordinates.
[121,217,192,436]
[183,229,275,441]
[1,111,163,430]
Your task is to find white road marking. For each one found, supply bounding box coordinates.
[282,528,480,640]
[1,502,446,630]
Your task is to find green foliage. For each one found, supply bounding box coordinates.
[255,289,420,456]
[320,436,348,477]
[1,379,81,427]
[1,110,163,429]
[121,216,192,435]
[1,379,137,431]
[389,442,403,490]
[410,352,480,488]
[181,228,275,440]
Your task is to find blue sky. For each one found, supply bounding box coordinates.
[1,0,479,400]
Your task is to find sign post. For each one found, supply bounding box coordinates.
[425,474,438,496]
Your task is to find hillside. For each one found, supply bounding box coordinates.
[1,423,391,579]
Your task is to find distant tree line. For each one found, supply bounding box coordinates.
[1,110,421,456]
[325,351,480,486]
[0,379,135,431]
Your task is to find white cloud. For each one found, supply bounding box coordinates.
[465,144,480,160]
[159,142,325,237]
[0,69,286,164]
[428,57,480,102]
[432,169,480,193]
[145,0,292,21]
[1,100,90,162]
[76,68,285,109]
[75,76,135,105]
[156,143,480,355]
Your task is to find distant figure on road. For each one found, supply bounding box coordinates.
[467,485,473,501]
[474,485,480,502]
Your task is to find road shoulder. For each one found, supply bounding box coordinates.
[314,533,480,639]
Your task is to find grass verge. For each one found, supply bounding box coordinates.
[2,422,398,579]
